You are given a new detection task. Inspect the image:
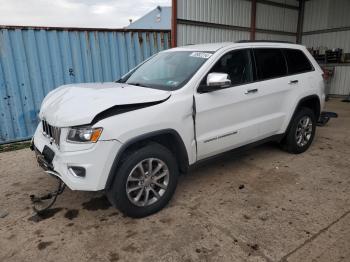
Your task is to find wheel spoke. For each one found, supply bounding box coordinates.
[128,176,142,182]
[143,188,150,206]
[150,187,160,199]
[153,181,167,190]
[297,135,303,145]
[154,171,168,181]
[138,163,145,176]
[151,162,163,176]
[127,185,143,193]
[303,117,310,128]
[147,158,153,175]
[134,187,144,202]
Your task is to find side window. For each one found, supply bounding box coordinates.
[284,49,313,74]
[208,49,253,86]
[254,48,287,80]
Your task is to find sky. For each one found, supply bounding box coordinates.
[0,0,171,28]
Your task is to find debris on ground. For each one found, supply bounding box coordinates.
[248,243,259,251]
[0,210,9,218]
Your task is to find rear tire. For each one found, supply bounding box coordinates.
[108,143,178,218]
[282,107,316,154]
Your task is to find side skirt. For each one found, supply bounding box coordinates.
[189,134,284,170]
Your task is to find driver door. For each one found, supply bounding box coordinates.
[195,49,262,160]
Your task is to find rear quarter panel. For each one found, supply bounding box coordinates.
[279,47,325,133]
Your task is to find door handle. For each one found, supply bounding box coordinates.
[244,88,258,94]
[289,80,299,84]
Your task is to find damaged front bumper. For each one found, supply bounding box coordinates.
[31,124,122,191]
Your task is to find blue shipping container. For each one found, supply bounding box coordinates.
[0,26,170,144]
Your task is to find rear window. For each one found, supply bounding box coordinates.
[254,48,287,81]
[284,49,313,74]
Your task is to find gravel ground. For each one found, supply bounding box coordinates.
[0,98,349,262]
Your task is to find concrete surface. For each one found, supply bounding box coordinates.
[0,98,349,262]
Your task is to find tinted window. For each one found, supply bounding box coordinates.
[254,48,287,80]
[284,49,313,74]
[208,49,253,85]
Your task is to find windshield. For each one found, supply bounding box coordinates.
[119,51,213,90]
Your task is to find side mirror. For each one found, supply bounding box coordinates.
[198,73,231,93]
[207,73,231,87]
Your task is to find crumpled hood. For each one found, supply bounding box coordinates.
[39,82,171,127]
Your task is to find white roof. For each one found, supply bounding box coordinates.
[170,42,233,52]
[167,41,305,52]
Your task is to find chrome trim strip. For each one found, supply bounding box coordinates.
[41,120,61,147]
[204,131,238,143]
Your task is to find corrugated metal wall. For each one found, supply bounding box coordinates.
[303,31,350,53]
[0,27,170,144]
[303,0,350,32]
[302,0,350,51]
[177,24,250,45]
[177,0,251,27]
[302,0,350,96]
[176,0,297,46]
[255,32,296,43]
[269,0,298,6]
[255,0,297,43]
[177,0,251,46]
[256,3,298,33]
[328,66,350,96]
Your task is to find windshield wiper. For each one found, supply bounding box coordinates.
[127,82,150,88]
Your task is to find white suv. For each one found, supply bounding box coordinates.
[32,41,325,217]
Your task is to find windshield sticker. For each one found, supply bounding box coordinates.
[189,52,212,59]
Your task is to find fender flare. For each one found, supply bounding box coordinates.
[104,129,189,190]
[285,94,321,134]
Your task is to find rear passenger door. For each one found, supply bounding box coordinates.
[280,48,315,130]
[251,48,292,138]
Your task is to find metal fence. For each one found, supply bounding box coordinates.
[0,26,170,144]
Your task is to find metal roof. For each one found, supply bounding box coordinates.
[126,6,171,30]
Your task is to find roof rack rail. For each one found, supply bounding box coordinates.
[236,40,294,44]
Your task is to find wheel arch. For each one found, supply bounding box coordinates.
[296,95,321,120]
[105,129,189,191]
[285,94,321,136]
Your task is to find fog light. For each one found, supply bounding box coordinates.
[69,166,86,178]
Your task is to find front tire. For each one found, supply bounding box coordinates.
[109,143,178,218]
[282,107,316,154]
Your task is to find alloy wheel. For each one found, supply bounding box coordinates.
[126,158,170,207]
[295,116,313,147]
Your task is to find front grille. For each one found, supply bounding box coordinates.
[42,120,61,146]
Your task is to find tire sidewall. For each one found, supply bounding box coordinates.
[288,107,316,153]
[111,143,178,218]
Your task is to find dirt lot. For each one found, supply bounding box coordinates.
[0,98,349,262]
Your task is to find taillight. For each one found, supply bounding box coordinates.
[322,72,326,80]
[321,66,334,81]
